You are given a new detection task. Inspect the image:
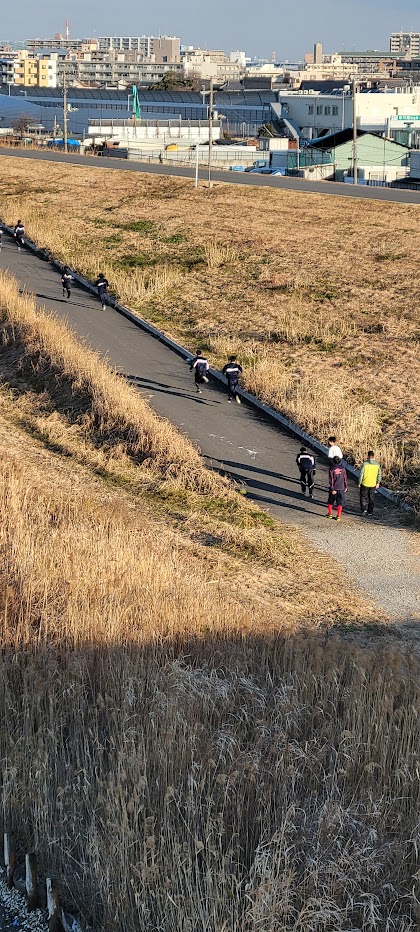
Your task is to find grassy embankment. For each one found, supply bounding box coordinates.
[0,272,418,929]
[0,157,419,506]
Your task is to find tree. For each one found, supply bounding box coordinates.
[149,70,199,91]
[12,114,36,139]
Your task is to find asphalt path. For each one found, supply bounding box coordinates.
[0,235,419,620]
[1,147,420,204]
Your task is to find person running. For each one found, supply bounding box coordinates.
[296,446,316,497]
[327,455,348,522]
[327,436,343,460]
[61,267,72,300]
[222,355,243,404]
[0,226,3,252]
[13,220,25,251]
[359,451,381,517]
[189,350,209,394]
[95,272,109,310]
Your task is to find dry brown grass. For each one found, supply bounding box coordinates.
[0,158,419,506]
[0,270,418,929]
[0,270,373,622]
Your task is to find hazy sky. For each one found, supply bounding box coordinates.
[1,0,419,58]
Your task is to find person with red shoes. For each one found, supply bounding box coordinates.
[327,455,348,522]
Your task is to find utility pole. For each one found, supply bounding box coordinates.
[63,63,68,154]
[352,78,357,185]
[208,76,214,188]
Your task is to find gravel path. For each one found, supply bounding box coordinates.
[307,517,420,622]
[0,873,45,931]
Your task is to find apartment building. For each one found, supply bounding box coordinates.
[0,51,58,87]
[27,36,85,53]
[390,32,420,56]
[97,36,180,63]
[181,48,244,81]
[56,55,183,88]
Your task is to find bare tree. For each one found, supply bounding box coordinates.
[12,114,35,139]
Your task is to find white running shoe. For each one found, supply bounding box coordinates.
[236,396,241,404]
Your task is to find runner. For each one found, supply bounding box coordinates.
[95,272,109,310]
[0,226,3,252]
[296,446,316,497]
[222,355,243,404]
[189,350,209,394]
[13,220,25,251]
[61,267,73,300]
[327,455,348,522]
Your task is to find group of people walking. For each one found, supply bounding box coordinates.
[297,436,382,520]
[5,220,383,522]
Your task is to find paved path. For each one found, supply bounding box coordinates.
[0,236,418,621]
[1,147,420,204]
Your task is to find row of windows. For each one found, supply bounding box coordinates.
[308,104,340,116]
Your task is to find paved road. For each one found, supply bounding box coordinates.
[0,235,418,620]
[1,147,420,204]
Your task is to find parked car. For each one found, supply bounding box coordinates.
[229,165,246,171]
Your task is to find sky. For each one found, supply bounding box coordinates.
[1,0,419,59]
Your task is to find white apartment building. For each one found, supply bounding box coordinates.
[390,32,420,56]
[277,85,420,138]
[182,48,244,82]
[97,36,180,62]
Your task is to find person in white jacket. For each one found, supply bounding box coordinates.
[327,436,343,460]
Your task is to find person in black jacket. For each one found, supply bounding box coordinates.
[222,355,243,403]
[61,267,72,299]
[95,272,109,310]
[296,446,316,497]
[189,350,209,394]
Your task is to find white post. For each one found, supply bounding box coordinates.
[195,143,200,188]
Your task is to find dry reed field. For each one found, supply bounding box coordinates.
[0,270,418,929]
[0,425,418,930]
[0,157,419,506]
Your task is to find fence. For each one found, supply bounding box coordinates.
[1,831,90,931]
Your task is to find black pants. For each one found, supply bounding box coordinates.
[299,468,314,494]
[15,235,24,249]
[227,379,238,400]
[63,285,71,298]
[360,485,375,514]
[98,289,108,307]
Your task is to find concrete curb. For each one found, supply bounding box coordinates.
[1,223,411,512]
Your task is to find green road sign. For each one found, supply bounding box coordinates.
[396,114,420,121]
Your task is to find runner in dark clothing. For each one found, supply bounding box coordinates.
[327,455,348,522]
[0,226,3,252]
[95,272,109,310]
[296,446,316,497]
[222,355,243,404]
[13,221,25,251]
[61,268,72,299]
[190,350,209,394]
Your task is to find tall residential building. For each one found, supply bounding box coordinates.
[97,36,180,62]
[390,32,420,56]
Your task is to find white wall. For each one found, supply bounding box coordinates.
[278,87,420,137]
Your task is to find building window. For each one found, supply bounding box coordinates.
[324,105,330,115]
[316,105,323,115]
[308,105,314,115]
[332,106,338,116]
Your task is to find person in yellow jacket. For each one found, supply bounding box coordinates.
[359,451,381,516]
